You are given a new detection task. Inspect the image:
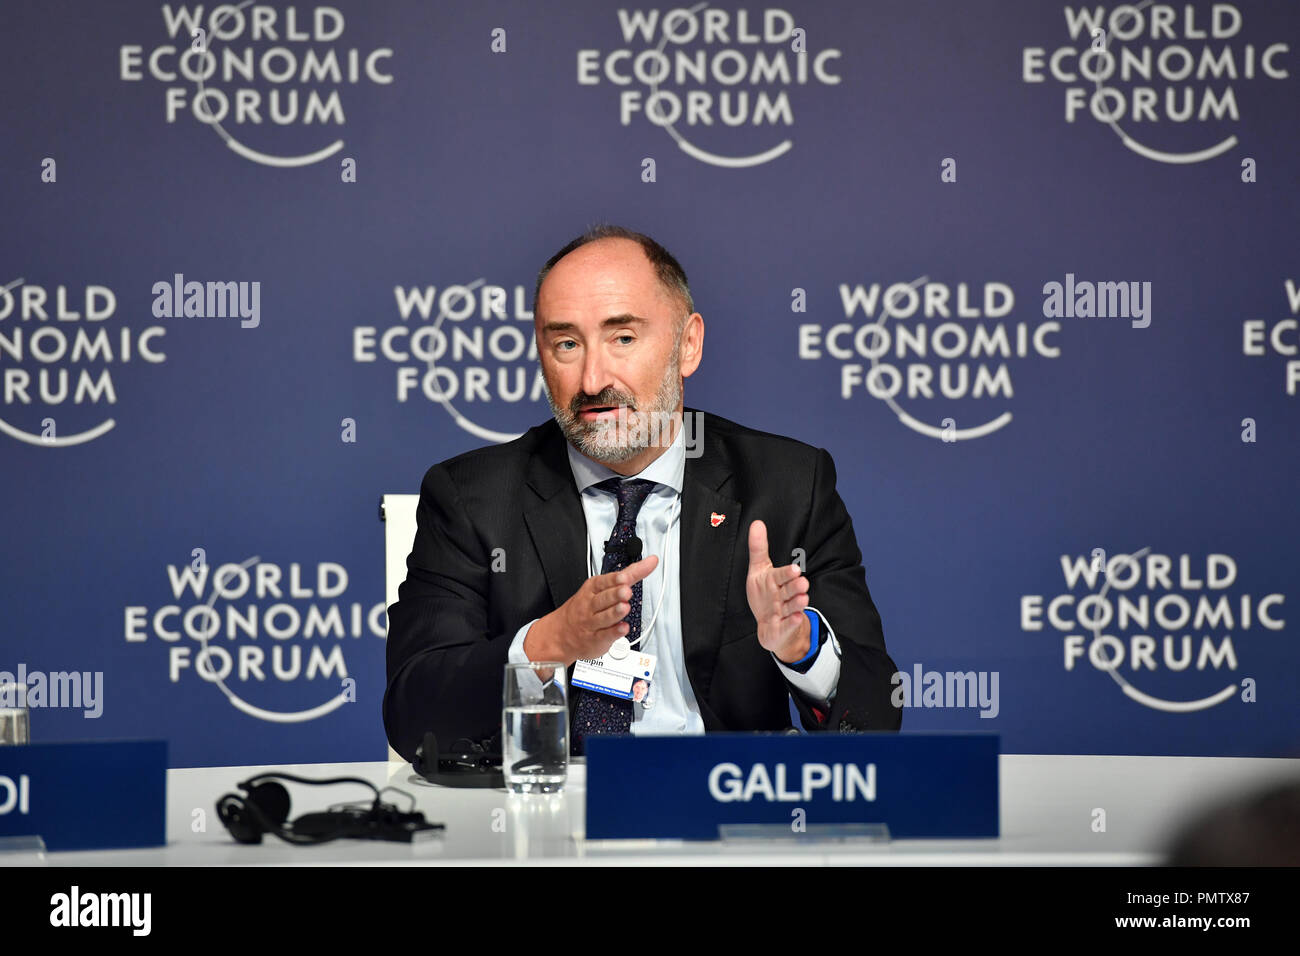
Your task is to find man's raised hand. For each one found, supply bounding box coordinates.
[746,519,812,663]
[524,555,659,666]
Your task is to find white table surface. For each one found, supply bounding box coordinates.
[27,754,1300,866]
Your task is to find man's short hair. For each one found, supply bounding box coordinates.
[533,224,694,326]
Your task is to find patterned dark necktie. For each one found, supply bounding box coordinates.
[571,477,656,756]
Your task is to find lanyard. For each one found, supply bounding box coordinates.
[586,489,681,654]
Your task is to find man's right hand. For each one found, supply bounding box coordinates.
[523,555,659,666]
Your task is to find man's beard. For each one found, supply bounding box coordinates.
[546,353,682,466]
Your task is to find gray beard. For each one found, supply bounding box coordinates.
[546,356,682,466]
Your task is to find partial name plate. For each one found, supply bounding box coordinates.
[0,740,166,851]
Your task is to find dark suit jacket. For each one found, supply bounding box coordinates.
[384,408,901,762]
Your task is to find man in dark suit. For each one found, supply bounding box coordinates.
[384,226,900,763]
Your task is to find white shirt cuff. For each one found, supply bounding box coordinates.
[509,618,540,664]
[774,608,841,704]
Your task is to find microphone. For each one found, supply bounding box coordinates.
[604,535,643,563]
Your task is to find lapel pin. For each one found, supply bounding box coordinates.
[710,512,725,527]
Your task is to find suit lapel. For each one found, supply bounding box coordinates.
[679,413,741,714]
[522,422,587,611]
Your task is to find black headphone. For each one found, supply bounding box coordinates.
[216,772,440,845]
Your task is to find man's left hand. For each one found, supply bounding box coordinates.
[746,519,811,664]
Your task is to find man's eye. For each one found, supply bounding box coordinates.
[616,334,634,345]
[556,340,575,351]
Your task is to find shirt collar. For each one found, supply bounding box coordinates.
[565,413,686,496]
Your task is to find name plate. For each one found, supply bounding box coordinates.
[585,733,998,840]
[0,740,167,851]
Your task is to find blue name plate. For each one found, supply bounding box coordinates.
[585,733,998,840]
[0,740,166,851]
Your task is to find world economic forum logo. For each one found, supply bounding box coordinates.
[1021,1,1290,165]
[0,278,165,448]
[354,278,548,443]
[119,1,393,168]
[125,554,386,723]
[1021,549,1282,713]
[578,3,842,168]
[798,277,1062,441]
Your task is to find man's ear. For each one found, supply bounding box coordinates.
[679,313,704,378]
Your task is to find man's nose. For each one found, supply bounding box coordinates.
[581,351,612,399]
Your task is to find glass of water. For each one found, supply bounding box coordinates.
[0,682,29,745]
[503,662,567,794]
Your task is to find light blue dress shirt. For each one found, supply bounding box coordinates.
[508,420,841,733]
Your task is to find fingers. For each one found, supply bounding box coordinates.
[593,620,631,644]
[756,563,809,618]
[780,591,810,617]
[594,597,631,628]
[776,567,809,602]
[764,596,808,624]
[585,575,630,624]
[590,580,632,614]
[624,554,659,583]
[602,554,658,587]
[575,556,658,654]
[778,566,809,616]
[756,563,806,598]
[747,520,771,569]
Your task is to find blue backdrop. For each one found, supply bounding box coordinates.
[1,0,1296,766]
